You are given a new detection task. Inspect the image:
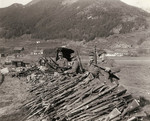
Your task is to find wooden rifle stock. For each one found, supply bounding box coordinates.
[94,45,97,65]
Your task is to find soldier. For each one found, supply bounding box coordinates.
[98,50,120,86]
[0,73,5,85]
[39,57,47,66]
[56,52,68,71]
[87,52,100,78]
[64,53,80,76]
[82,52,103,85]
[53,52,68,77]
[0,67,8,85]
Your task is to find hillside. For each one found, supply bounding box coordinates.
[0,0,150,40]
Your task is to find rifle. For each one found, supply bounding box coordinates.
[95,64,120,83]
[49,57,59,67]
[48,57,67,72]
[76,51,84,73]
[45,60,57,71]
[94,45,97,65]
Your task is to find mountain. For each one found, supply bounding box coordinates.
[0,0,149,40]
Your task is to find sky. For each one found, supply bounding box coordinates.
[121,0,150,12]
[0,0,150,12]
[0,0,32,8]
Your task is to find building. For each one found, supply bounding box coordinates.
[0,53,6,58]
[32,49,44,55]
[23,60,31,67]
[12,59,30,67]
[105,50,116,57]
[14,47,24,53]
[114,49,129,56]
[12,59,24,67]
[5,55,15,65]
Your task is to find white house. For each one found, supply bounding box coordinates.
[31,49,44,55]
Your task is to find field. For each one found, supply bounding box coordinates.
[116,57,150,99]
[0,56,150,120]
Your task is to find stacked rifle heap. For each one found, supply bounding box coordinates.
[13,57,56,84]
[22,72,141,121]
[11,65,44,77]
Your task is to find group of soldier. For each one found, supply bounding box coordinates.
[55,50,120,87]
[55,51,80,75]
[0,49,120,87]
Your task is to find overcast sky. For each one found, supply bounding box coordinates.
[0,0,32,8]
[121,0,150,12]
[0,0,150,12]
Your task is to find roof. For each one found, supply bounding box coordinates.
[12,58,23,62]
[23,60,31,63]
[14,47,24,51]
[12,58,31,63]
[33,49,43,53]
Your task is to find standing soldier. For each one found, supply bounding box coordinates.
[98,50,120,86]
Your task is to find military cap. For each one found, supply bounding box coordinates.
[58,52,63,56]
[88,51,95,56]
[98,50,107,56]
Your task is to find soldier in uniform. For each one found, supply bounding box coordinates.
[53,52,68,77]
[82,52,103,85]
[56,52,68,71]
[98,50,120,86]
[87,52,100,78]
[0,73,4,85]
[39,57,48,66]
[64,53,80,76]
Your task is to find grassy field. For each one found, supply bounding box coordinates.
[114,57,150,101]
[111,57,150,116]
[0,76,30,121]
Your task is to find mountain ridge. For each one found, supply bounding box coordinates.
[0,0,149,40]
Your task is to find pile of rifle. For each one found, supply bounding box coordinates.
[11,65,43,78]
[11,64,53,84]
[22,73,141,121]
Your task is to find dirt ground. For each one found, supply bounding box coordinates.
[0,57,150,121]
